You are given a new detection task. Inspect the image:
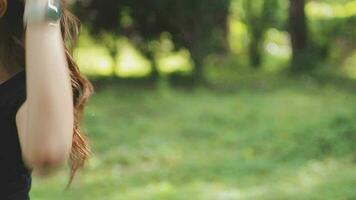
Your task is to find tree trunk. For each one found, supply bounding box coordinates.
[249,36,262,68]
[108,48,118,78]
[190,48,205,84]
[289,0,308,69]
[145,51,160,82]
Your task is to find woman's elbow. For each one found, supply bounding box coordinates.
[24,144,71,171]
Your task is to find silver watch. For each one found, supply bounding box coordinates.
[23,0,62,26]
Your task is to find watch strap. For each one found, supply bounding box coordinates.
[23,0,62,26]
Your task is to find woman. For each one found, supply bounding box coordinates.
[0,0,92,199]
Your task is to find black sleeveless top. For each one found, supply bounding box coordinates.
[0,71,31,200]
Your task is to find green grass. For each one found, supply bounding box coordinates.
[30,76,356,200]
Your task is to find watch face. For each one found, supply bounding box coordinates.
[47,0,62,22]
[23,0,62,25]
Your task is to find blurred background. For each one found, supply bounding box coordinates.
[32,0,356,199]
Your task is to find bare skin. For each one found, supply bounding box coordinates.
[12,0,74,174]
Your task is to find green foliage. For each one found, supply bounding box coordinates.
[290,0,356,72]
[20,1,356,199]
[309,15,356,61]
[74,0,231,80]
[237,0,283,67]
[30,73,356,199]
[73,0,356,77]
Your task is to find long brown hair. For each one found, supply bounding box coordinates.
[0,0,93,184]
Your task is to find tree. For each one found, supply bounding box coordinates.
[73,0,123,77]
[130,0,231,82]
[74,0,231,83]
[289,0,309,70]
[240,0,280,68]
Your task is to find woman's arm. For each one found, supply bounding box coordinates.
[16,1,73,172]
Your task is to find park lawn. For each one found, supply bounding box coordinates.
[30,77,356,200]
